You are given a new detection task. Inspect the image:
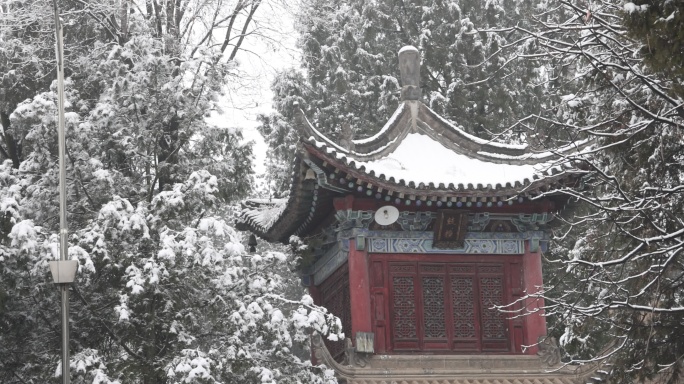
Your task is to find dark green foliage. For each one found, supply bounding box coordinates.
[623,1,684,97]
[0,1,342,383]
[499,1,684,382]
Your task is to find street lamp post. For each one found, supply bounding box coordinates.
[49,1,77,383]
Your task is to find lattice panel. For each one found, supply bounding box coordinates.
[479,265,503,274]
[451,265,474,273]
[480,277,506,339]
[390,264,415,273]
[380,258,518,353]
[422,276,446,338]
[422,264,444,273]
[320,265,351,361]
[451,277,476,338]
[392,276,417,339]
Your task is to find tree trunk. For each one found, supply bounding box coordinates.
[157,117,180,192]
[0,111,22,169]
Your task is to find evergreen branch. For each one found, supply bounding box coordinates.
[0,361,29,384]
[12,370,29,384]
[65,145,98,211]
[71,286,146,362]
[146,137,188,203]
[70,0,120,43]
[0,141,10,162]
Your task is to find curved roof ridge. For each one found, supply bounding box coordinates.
[417,103,593,165]
[295,100,592,167]
[353,102,408,146]
[420,103,528,152]
[293,102,350,155]
[295,100,415,160]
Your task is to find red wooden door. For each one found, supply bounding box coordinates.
[370,254,522,354]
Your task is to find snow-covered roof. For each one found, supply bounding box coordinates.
[237,198,287,235]
[238,48,588,242]
[359,133,536,185]
[237,99,586,242]
[296,100,584,191]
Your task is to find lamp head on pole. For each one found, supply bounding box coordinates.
[49,260,78,285]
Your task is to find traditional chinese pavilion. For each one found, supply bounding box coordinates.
[238,47,599,384]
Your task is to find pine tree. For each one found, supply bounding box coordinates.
[0,1,340,383]
[622,0,684,98]
[494,1,684,381]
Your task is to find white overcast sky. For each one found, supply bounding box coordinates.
[206,0,301,176]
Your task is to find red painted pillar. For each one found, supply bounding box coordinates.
[308,284,321,306]
[522,241,547,354]
[347,238,372,343]
[308,284,322,365]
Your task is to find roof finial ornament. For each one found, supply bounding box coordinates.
[292,101,315,140]
[339,121,355,151]
[293,101,305,133]
[398,46,421,101]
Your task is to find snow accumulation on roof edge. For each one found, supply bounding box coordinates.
[352,133,546,186]
[302,113,350,155]
[241,198,288,232]
[423,104,528,151]
[353,102,406,146]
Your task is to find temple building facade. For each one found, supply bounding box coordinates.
[237,46,599,384]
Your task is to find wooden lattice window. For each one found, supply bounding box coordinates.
[371,255,522,353]
[391,275,417,340]
[318,263,352,361]
[451,276,476,339]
